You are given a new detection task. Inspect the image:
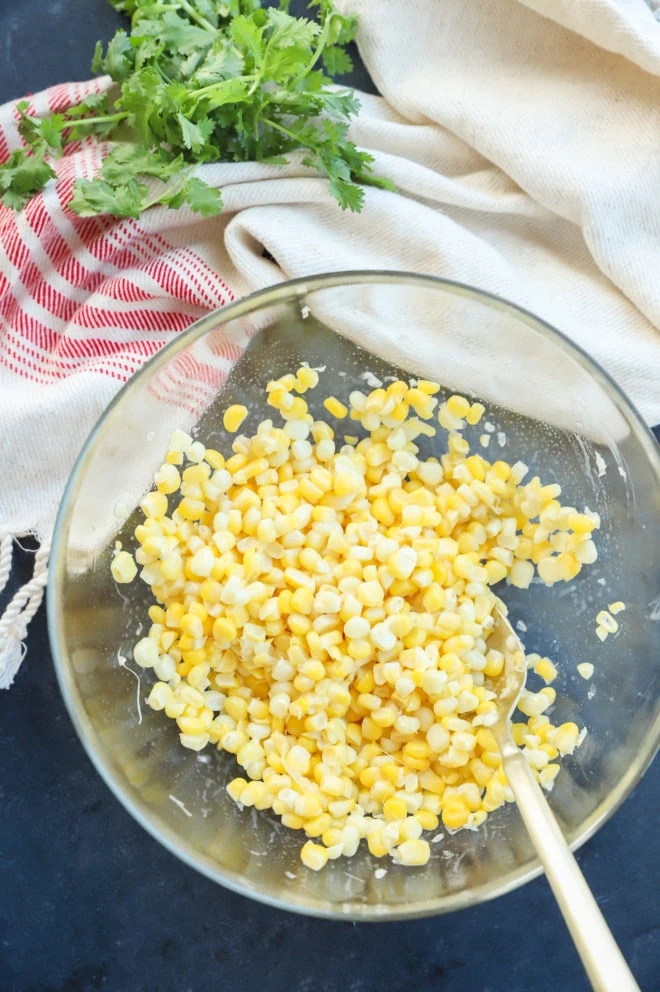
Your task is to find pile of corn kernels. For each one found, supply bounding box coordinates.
[111,369,599,870]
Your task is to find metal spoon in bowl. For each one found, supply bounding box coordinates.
[488,607,639,992]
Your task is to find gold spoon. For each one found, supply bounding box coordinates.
[489,607,639,992]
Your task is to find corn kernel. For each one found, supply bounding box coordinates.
[323,396,348,419]
[141,491,168,519]
[396,838,430,866]
[111,551,137,584]
[534,657,557,684]
[223,405,248,433]
[552,722,580,756]
[300,841,329,871]
[383,797,408,821]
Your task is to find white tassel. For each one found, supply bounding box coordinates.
[0,536,50,689]
[0,529,12,596]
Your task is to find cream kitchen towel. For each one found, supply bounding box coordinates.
[1,0,659,685]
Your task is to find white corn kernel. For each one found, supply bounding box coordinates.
[111,551,137,584]
[133,637,160,668]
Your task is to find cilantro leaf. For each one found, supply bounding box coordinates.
[194,45,245,85]
[182,176,223,215]
[192,77,251,111]
[177,113,214,153]
[229,15,265,64]
[100,144,182,183]
[38,114,66,153]
[69,177,148,218]
[95,30,134,81]
[64,92,109,118]
[0,149,56,209]
[328,176,364,212]
[316,89,360,120]
[322,45,353,76]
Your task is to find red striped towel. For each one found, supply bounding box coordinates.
[0,79,244,686]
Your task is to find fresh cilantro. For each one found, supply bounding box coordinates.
[93,29,134,81]
[322,45,353,77]
[69,177,148,218]
[99,145,183,183]
[181,176,224,215]
[0,0,392,219]
[17,103,66,154]
[0,149,56,209]
[177,113,214,153]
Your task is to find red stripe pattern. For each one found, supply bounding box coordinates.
[0,80,237,389]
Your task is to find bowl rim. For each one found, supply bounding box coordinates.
[48,269,660,921]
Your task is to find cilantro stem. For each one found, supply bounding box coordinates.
[192,75,257,98]
[67,113,129,127]
[142,190,178,211]
[178,0,216,31]
[260,116,317,150]
[151,1,217,32]
[291,11,332,87]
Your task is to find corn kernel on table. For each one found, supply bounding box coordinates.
[1,2,659,990]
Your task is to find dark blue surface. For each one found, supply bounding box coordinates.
[0,3,658,990]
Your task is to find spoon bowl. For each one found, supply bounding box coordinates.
[485,606,528,734]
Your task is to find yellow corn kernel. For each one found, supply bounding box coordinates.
[295,366,319,391]
[323,396,348,418]
[303,813,332,837]
[485,560,508,585]
[442,800,469,831]
[178,497,205,521]
[294,793,324,819]
[223,405,248,433]
[226,778,247,803]
[204,448,225,470]
[367,830,390,858]
[383,797,408,822]
[154,463,181,494]
[213,617,237,641]
[414,809,439,831]
[552,722,580,756]
[446,394,470,418]
[416,379,440,395]
[534,657,558,684]
[141,490,168,519]
[465,402,485,426]
[148,604,166,624]
[397,839,430,866]
[300,841,329,871]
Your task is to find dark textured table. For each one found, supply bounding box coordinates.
[0,3,658,991]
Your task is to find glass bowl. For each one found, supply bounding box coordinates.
[48,272,660,920]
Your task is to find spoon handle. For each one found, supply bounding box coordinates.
[501,745,639,992]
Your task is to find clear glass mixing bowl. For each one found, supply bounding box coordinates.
[48,272,660,919]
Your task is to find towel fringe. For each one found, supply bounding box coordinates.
[0,534,50,689]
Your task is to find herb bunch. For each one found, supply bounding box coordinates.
[0,0,392,218]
